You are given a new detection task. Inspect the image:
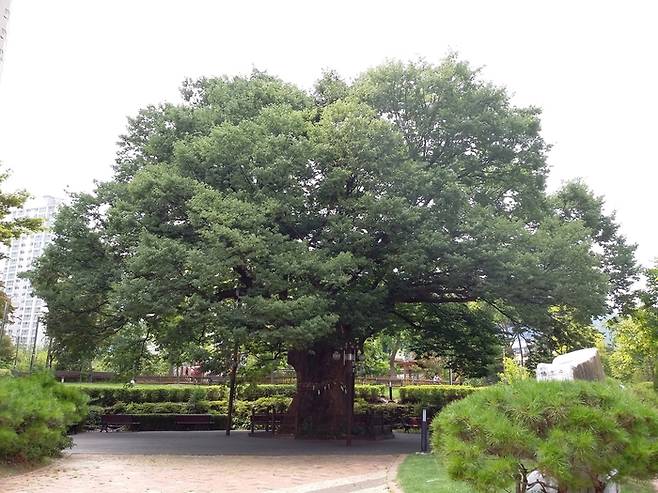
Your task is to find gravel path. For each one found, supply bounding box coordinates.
[0,431,416,492]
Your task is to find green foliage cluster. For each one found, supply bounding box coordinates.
[497,357,529,384]
[631,382,658,408]
[0,375,88,463]
[608,264,658,387]
[29,59,637,393]
[0,335,14,366]
[75,383,385,406]
[71,384,226,406]
[354,401,418,424]
[433,380,658,492]
[398,385,478,406]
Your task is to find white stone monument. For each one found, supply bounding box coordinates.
[528,348,617,493]
[535,347,605,382]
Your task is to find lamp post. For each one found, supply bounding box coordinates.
[344,344,355,447]
[29,317,40,375]
[333,345,356,446]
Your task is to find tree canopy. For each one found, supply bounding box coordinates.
[29,57,637,376]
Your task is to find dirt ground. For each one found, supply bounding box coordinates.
[0,453,399,493]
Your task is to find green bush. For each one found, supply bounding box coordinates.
[355,402,418,425]
[238,384,297,400]
[113,414,228,431]
[354,384,386,401]
[72,384,226,406]
[433,380,658,493]
[73,383,386,405]
[0,374,88,463]
[398,385,479,406]
[631,382,658,408]
[102,396,293,430]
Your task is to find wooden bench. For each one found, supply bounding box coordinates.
[402,417,421,433]
[100,414,140,432]
[175,414,213,430]
[250,408,285,435]
[354,411,393,438]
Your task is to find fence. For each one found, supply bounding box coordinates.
[52,370,452,386]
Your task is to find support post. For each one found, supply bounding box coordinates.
[29,318,40,375]
[0,300,8,339]
[346,346,355,447]
[420,408,428,453]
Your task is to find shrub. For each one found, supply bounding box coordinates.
[238,384,297,400]
[354,384,386,401]
[73,384,226,406]
[0,374,88,463]
[433,380,658,493]
[117,414,227,431]
[354,402,417,425]
[631,381,658,408]
[398,385,478,406]
[498,357,529,384]
[110,402,191,415]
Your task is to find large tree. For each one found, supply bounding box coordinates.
[608,264,658,387]
[29,58,636,436]
[0,165,42,336]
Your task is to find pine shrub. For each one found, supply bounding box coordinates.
[433,380,658,493]
[0,374,88,463]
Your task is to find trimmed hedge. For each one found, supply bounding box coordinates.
[74,383,386,406]
[110,414,228,431]
[0,374,88,463]
[398,385,479,406]
[71,384,226,406]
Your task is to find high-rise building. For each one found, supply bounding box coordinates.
[0,196,64,347]
[0,0,11,80]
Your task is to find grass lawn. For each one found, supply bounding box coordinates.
[396,454,657,493]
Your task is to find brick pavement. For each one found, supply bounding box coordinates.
[0,431,417,492]
[0,454,398,493]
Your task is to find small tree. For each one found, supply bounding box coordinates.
[433,380,658,493]
[498,357,529,384]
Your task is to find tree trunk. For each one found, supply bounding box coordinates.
[286,344,351,437]
[226,344,239,436]
[388,340,400,380]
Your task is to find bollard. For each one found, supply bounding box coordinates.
[420,408,428,453]
[388,381,393,401]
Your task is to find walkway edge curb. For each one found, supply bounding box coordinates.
[386,454,406,493]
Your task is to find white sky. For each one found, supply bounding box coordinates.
[0,0,656,267]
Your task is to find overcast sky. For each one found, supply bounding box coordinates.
[0,1,656,267]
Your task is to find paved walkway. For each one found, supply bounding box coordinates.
[0,431,418,493]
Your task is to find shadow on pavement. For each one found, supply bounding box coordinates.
[72,430,421,456]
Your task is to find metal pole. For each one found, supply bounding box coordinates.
[420,408,428,453]
[29,317,40,374]
[0,300,9,339]
[346,347,354,447]
[13,338,19,367]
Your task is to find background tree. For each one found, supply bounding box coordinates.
[0,334,14,366]
[608,263,658,387]
[29,57,637,436]
[0,165,42,332]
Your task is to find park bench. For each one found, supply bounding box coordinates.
[401,416,420,433]
[250,407,285,435]
[100,414,140,432]
[354,410,393,438]
[175,414,214,430]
